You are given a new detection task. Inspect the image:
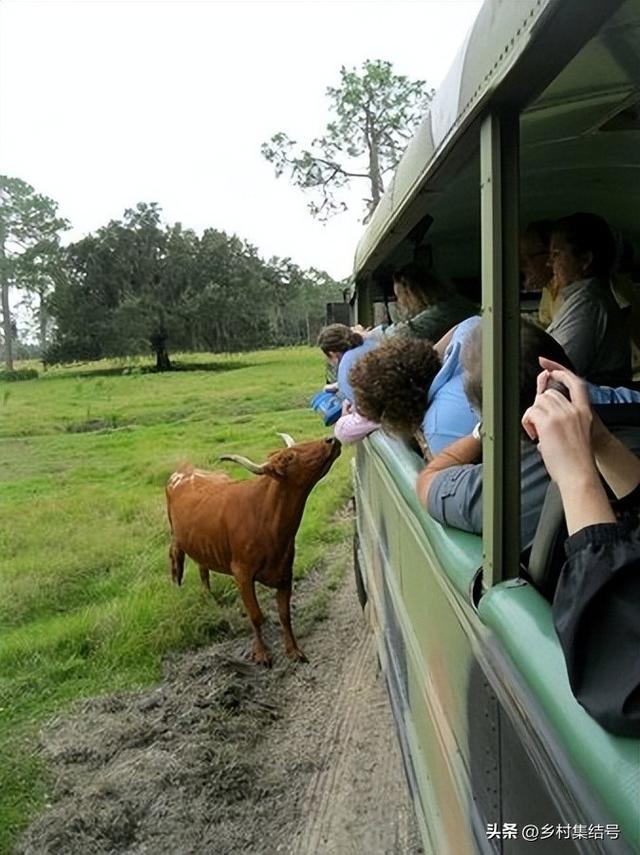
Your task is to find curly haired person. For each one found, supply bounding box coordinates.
[349,316,480,455]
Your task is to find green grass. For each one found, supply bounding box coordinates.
[0,347,353,852]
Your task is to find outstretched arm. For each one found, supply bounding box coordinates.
[416,434,481,508]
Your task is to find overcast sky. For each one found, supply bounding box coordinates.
[0,0,482,281]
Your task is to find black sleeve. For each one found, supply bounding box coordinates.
[612,481,640,517]
[552,523,640,738]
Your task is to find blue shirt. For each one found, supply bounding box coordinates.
[422,316,480,454]
[587,383,640,405]
[338,338,378,403]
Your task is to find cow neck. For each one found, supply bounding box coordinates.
[258,473,316,533]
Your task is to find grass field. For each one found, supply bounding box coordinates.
[0,348,353,853]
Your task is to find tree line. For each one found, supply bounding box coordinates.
[2,60,432,371]
[0,180,345,371]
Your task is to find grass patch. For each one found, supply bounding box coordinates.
[0,347,352,853]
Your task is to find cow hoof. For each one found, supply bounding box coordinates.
[253,648,273,668]
[286,647,308,663]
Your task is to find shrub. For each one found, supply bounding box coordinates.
[0,368,38,382]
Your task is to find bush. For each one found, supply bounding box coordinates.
[0,368,39,382]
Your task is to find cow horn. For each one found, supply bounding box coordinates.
[219,454,267,474]
[277,432,296,447]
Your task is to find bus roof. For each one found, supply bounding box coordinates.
[354,0,634,277]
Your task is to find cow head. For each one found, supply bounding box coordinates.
[265,436,341,485]
[221,435,341,487]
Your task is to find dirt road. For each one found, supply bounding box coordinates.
[16,541,422,855]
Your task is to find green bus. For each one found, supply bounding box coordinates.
[350,1,640,852]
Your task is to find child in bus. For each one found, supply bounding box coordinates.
[546,212,631,386]
[349,316,480,455]
[320,266,477,445]
[317,324,380,442]
[522,360,640,737]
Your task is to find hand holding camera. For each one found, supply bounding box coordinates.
[521,358,596,489]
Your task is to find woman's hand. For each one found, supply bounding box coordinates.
[522,361,616,533]
[521,363,595,486]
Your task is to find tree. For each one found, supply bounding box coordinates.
[17,239,68,353]
[190,229,272,353]
[49,204,199,370]
[47,203,345,363]
[0,176,68,370]
[262,60,433,223]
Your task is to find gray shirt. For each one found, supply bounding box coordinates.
[425,442,550,547]
[546,277,631,386]
[426,425,640,548]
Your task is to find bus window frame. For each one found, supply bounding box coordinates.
[480,110,522,587]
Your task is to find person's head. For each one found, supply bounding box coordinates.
[392,263,450,316]
[349,336,442,437]
[317,324,363,366]
[520,220,553,291]
[549,212,616,289]
[462,318,574,420]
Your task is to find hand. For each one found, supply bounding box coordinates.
[351,324,368,334]
[342,399,353,416]
[521,362,596,487]
[535,357,609,451]
[323,382,339,393]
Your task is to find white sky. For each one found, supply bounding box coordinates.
[0,0,482,282]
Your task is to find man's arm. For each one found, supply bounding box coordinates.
[416,434,482,508]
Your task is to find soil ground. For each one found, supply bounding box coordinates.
[16,541,423,855]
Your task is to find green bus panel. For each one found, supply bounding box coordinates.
[354,437,501,853]
[354,435,639,855]
[479,584,640,851]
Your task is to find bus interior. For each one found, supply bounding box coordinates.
[350,1,640,852]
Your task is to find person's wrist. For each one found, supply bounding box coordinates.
[557,471,615,534]
[555,466,601,501]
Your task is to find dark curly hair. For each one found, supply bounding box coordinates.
[349,337,442,437]
[317,324,363,356]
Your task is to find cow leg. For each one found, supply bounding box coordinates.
[236,575,272,667]
[198,565,211,592]
[276,582,307,663]
[169,539,185,586]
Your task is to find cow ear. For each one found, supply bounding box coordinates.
[265,449,295,478]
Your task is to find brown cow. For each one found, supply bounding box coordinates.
[166,433,341,666]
